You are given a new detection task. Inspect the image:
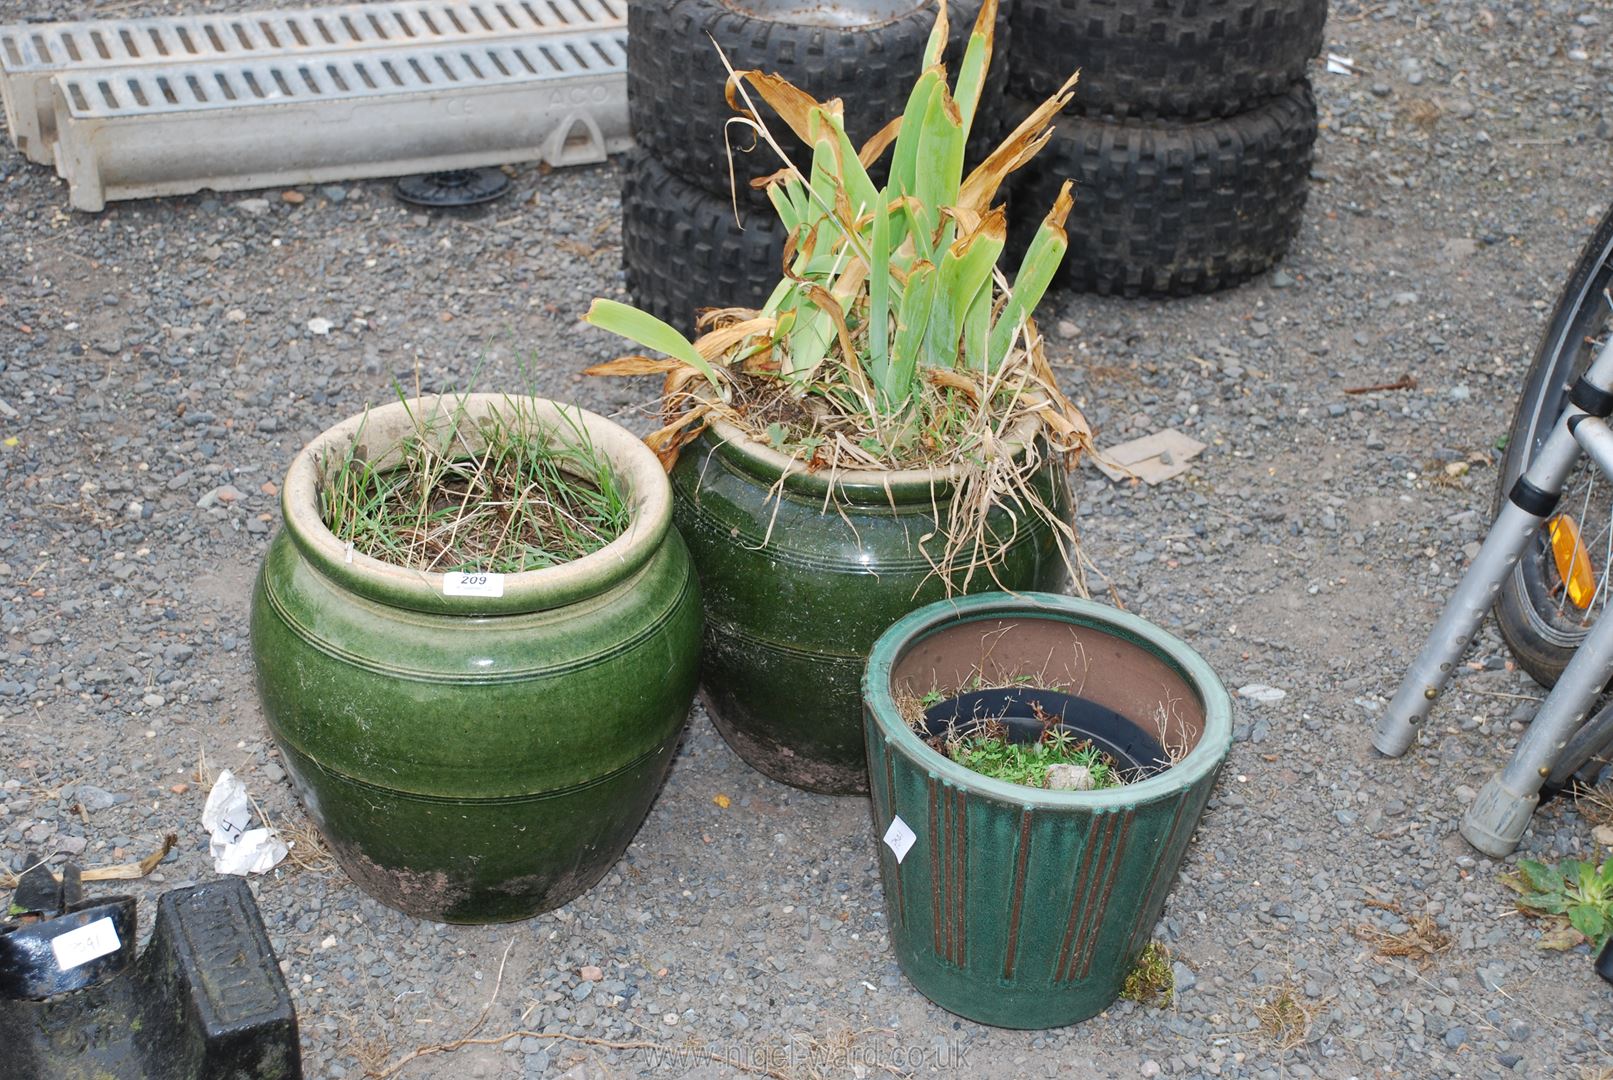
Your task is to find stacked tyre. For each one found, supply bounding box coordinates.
[1008,0,1326,297]
[624,0,1009,333]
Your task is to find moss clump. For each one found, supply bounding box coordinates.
[1120,941,1173,1006]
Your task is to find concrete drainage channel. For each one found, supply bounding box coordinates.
[0,0,629,211]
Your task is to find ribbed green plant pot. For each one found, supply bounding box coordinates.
[671,415,1071,796]
[863,592,1232,1028]
[250,395,702,924]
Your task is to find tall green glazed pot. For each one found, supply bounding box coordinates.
[671,414,1071,795]
[863,593,1232,1028]
[250,395,703,923]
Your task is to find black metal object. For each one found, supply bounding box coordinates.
[394,167,510,207]
[11,851,81,915]
[922,687,1169,778]
[0,869,301,1079]
[0,851,138,1000]
[1598,935,1613,986]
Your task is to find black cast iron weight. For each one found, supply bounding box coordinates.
[395,167,511,208]
[0,858,302,1080]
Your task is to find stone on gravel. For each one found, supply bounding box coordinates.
[1047,764,1094,791]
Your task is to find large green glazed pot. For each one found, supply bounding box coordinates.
[863,592,1232,1028]
[671,415,1071,795]
[250,394,702,924]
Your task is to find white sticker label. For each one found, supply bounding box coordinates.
[51,917,121,970]
[882,815,917,864]
[442,571,505,598]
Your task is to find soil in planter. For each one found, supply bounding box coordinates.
[319,395,630,574]
[717,368,1054,476]
[907,681,1176,790]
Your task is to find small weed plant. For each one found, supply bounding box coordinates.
[320,391,629,574]
[1504,854,1613,950]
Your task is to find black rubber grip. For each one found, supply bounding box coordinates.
[1571,377,1613,417]
[1509,476,1560,517]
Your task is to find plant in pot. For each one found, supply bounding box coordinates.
[861,591,1232,1028]
[249,391,703,923]
[585,0,1090,795]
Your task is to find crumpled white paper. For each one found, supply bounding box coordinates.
[201,769,288,875]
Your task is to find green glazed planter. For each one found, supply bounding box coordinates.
[863,592,1232,1028]
[671,415,1071,795]
[250,394,702,923]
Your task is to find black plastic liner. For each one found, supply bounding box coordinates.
[922,687,1169,779]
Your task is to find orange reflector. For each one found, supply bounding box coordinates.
[1548,514,1597,609]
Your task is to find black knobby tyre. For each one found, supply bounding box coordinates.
[1009,79,1317,297]
[1492,200,1613,689]
[621,149,785,336]
[627,0,1008,207]
[1009,0,1327,120]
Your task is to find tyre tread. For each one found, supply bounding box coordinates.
[621,149,785,334]
[628,0,1007,205]
[1012,80,1318,297]
[1009,0,1327,119]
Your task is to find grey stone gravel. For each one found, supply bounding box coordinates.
[2,0,1613,1078]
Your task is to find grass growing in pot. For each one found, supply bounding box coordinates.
[319,391,630,573]
[929,719,1125,789]
[906,680,1128,789]
[250,392,704,922]
[902,657,1190,789]
[584,0,1090,585]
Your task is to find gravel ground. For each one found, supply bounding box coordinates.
[4,1,1613,1078]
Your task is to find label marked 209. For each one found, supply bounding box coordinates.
[51,917,121,970]
[442,572,505,598]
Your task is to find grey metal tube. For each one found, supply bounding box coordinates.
[1374,437,1579,755]
[1463,590,1613,855]
[1376,337,1613,757]
[1462,413,1613,855]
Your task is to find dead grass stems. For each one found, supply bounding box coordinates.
[321,392,629,575]
[1251,983,1325,1052]
[1354,898,1453,966]
[368,941,799,1080]
[0,834,176,889]
[1576,782,1613,830]
[279,816,338,876]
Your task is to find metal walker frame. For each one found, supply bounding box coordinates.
[1377,335,1613,856]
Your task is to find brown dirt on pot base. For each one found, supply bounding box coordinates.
[702,690,869,796]
[336,847,472,922]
